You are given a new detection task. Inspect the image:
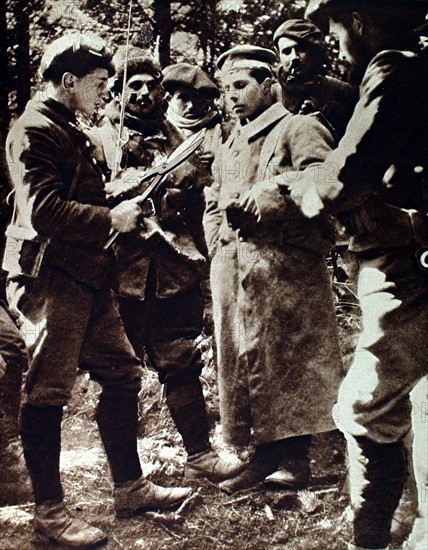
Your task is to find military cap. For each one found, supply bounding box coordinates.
[162,63,220,98]
[40,33,114,83]
[111,46,162,92]
[273,19,325,49]
[306,0,428,34]
[216,45,277,74]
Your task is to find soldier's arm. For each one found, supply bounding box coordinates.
[289,50,410,217]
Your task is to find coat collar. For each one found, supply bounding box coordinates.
[234,102,289,143]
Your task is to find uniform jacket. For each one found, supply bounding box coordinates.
[274,69,358,141]
[3,98,113,290]
[90,111,211,299]
[204,102,343,446]
[298,48,428,253]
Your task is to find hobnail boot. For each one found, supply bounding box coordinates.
[185,450,246,482]
[34,500,107,548]
[264,459,310,489]
[114,476,192,518]
[219,461,272,494]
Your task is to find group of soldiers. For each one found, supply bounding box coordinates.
[0,1,427,549]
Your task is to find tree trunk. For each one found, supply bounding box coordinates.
[0,0,11,277]
[14,0,31,115]
[0,0,9,140]
[153,0,171,67]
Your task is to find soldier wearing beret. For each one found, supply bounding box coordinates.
[163,62,225,168]
[288,1,428,548]
[2,33,192,548]
[90,47,244,484]
[273,18,357,141]
[204,44,343,493]
[162,62,228,336]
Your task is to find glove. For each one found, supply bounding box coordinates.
[225,192,261,235]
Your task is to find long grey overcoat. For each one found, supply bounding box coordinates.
[203,102,343,447]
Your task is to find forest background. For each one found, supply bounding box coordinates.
[0,3,367,549]
[0,0,350,249]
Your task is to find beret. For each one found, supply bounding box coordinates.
[40,33,114,82]
[162,63,220,98]
[111,46,162,91]
[273,19,325,49]
[216,45,277,74]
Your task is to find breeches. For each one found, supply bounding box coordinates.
[118,280,204,385]
[335,246,428,443]
[7,269,143,406]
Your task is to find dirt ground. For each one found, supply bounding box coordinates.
[0,364,352,550]
[2,256,411,550]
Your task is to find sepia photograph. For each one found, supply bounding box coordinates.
[0,1,427,548]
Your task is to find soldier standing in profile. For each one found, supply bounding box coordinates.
[3,33,191,549]
[290,1,428,548]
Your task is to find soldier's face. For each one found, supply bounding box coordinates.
[124,73,163,118]
[329,16,370,84]
[168,86,209,119]
[277,37,322,82]
[72,68,110,116]
[222,70,270,121]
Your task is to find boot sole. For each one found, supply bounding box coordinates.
[34,530,108,548]
[115,495,190,518]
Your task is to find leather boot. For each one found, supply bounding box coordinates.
[96,394,142,484]
[34,500,107,548]
[264,435,311,489]
[114,476,192,518]
[264,458,310,489]
[20,403,64,504]
[351,436,406,550]
[185,449,246,482]
[219,440,288,494]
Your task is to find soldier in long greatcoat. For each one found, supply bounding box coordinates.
[204,45,343,494]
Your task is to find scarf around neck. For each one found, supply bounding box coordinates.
[166,105,220,133]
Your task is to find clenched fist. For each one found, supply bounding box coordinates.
[110,200,141,233]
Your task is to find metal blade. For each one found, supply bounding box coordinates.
[157,129,205,175]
